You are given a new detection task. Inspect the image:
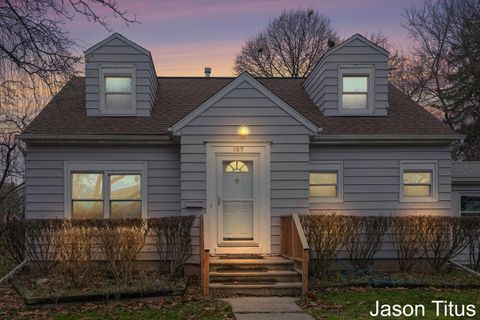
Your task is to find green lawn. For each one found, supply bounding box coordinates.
[50,299,233,320]
[300,287,480,319]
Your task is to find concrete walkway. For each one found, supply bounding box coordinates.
[223,297,314,320]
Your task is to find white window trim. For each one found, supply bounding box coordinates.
[338,65,375,115]
[64,161,148,219]
[459,193,480,216]
[399,160,438,203]
[99,65,136,115]
[309,161,344,203]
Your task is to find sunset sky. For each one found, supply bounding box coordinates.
[67,0,418,76]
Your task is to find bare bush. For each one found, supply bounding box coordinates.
[390,216,424,271]
[418,216,475,272]
[1,219,25,264]
[149,216,195,277]
[56,222,95,287]
[344,216,389,270]
[301,211,350,276]
[24,219,63,274]
[96,219,147,285]
[468,217,480,271]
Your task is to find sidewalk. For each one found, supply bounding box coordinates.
[223,297,314,320]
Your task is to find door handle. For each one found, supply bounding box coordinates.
[217,196,221,206]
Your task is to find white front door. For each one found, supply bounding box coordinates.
[206,143,271,254]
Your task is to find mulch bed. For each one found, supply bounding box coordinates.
[11,269,187,306]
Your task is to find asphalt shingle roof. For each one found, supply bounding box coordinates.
[23,76,455,137]
[452,162,480,180]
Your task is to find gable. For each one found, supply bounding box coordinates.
[171,73,318,136]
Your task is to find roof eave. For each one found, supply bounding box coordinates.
[311,134,463,145]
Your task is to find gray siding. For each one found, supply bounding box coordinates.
[179,80,312,254]
[309,145,453,261]
[304,37,388,116]
[451,183,480,216]
[85,36,157,117]
[451,183,480,265]
[24,144,183,261]
[309,145,453,215]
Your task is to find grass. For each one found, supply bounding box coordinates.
[300,287,480,319]
[310,269,480,288]
[50,299,233,320]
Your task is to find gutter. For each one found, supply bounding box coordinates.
[17,134,174,145]
[311,134,463,145]
[0,259,26,285]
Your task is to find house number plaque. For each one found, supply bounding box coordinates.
[233,146,244,152]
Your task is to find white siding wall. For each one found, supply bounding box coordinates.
[85,37,157,117]
[304,37,388,116]
[179,81,312,254]
[24,144,183,261]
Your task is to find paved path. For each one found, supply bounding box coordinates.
[223,297,314,320]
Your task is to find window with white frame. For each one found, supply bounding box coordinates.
[66,162,146,219]
[100,66,136,114]
[339,66,374,114]
[309,162,343,203]
[399,161,438,202]
[460,195,480,216]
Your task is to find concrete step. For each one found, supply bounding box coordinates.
[210,270,301,283]
[209,256,294,272]
[210,282,302,296]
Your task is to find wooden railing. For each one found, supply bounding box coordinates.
[280,213,309,294]
[199,215,209,295]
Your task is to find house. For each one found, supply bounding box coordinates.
[19,33,480,294]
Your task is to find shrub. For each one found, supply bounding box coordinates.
[468,217,480,271]
[1,219,25,264]
[24,219,64,274]
[149,216,195,277]
[418,216,476,272]
[344,216,389,270]
[301,211,350,276]
[390,216,424,271]
[96,219,147,285]
[56,222,95,287]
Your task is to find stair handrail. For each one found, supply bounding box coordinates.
[280,213,309,294]
[200,215,209,295]
[293,213,309,251]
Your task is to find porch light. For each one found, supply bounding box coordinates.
[238,125,249,137]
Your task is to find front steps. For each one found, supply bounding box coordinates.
[209,255,302,296]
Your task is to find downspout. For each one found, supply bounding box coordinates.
[448,260,480,279]
[0,259,26,285]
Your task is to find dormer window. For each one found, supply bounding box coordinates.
[100,66,136,115]
[338,66,374,115]
[105,76,132,110]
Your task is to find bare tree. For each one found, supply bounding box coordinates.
[367,32,431,104]
[234,8,338,77]
[404,0,480,159]
[0,0,136,218]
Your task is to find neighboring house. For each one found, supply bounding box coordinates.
[20,33,476,268]
[452,162,480,217]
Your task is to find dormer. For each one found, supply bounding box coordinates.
[304,34,389,116]
[84,33,157,117]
